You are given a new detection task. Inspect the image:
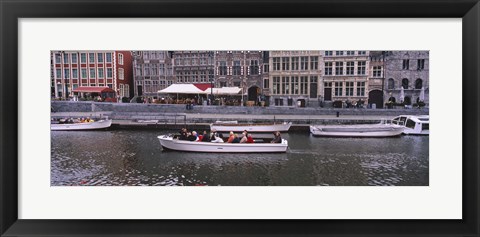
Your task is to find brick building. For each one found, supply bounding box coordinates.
[132,51,174,97]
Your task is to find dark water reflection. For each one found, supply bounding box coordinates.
[51,129,429,186]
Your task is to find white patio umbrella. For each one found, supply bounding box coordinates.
[419,87,425,101]
[399,87,405,102]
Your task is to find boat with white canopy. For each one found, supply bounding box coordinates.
[391,115,429,135]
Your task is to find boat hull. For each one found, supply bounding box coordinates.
[210,122,292,133]
[51,119,112,131]
[310,124,404,137]
[158,135,288,153]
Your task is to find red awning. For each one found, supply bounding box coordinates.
[72,87,115,93]
[193,83,212,92]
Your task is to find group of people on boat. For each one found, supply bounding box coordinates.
[56,117,94,124]
[177,128,282,144]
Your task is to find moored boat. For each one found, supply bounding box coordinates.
[310,123,404,137]
[210,122,292,133]
[51,119,112,131]
[157,135,288,153]
[391,115,429,135]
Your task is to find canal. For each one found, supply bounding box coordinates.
[51,129,429,186]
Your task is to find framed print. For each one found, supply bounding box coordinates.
[1,0,479,236]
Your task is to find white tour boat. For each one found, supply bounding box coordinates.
[210,122,292,133]
[391,115,429,135]
[309,123,404,137]
[51,119,112,131]
[157,135,288,153]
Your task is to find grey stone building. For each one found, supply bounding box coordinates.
[269,51,322,107]
[172,51,215,85]
[132,51,174,96]
[383,51,429,106]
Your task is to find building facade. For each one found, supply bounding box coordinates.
[323,50,370,107]
[383,51,430,106]
[51,50,133,100]
[132,51,174,97]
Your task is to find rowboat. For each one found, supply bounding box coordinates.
[391,115,429,135]
[210,122,292,133]
[51,119,112,131]
[157,135,288,153]
[309,123,404,137]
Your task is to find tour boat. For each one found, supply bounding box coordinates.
[51,119,112,131]
[210,122,292,133]
[309,123,404,137]
[157,135,288,153]
[391,115,429,135]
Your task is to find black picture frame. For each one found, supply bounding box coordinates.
[1,0,479,236]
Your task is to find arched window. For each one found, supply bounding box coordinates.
[388,78,395,90]
[402,78,409,89]
[415,78,423,89]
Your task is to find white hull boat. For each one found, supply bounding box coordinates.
[51,119,112,131]
[391,115,429,135]
[210,122,292,133]
[310,124,404,137]
[158,135,288,153]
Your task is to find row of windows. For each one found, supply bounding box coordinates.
[175,58,214,66]
[272,57,319,71]
[135,65,173,76]
[324,61,367,76]
[402,59,426,70]
[136,80,173,86]
[324,51,367,56]
[387,78,424,90]
[327,81,366,97]
[271,76,317,95]
[218,61,261,76]
[56,68,123,80]
[54,53,124,65]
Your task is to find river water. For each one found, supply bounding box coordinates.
[51,129,429,186]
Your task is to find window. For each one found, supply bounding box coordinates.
[97,53,103,63]
[219,61,227,75]
[81,69,87,78]
[336,51,344,56]
[358,51,366,55]
[72,54,78,63]
[334,82,343,96]
[233,81,241,87]
[403,59,409,70]
[118,68,124,80]
[263,78,269,89]
[72,69,78,78]
[89,53,95,63]
[250,60,259,75]
[310,56,318,70]
[98,68,104,78]
[55,54,61,63]
[406,119,416,129]
[56,69,61,78]
[345,81,354,96]
[346,51,355,55]
[106,53,112,63]
[63,54,69,63]
[325,62,333,75]
[357,61,366,75]
[388,78,395,89]
[64,69,70,79]
[80,53,86,63]
[291,57,299,70]
[356,82,365,96]
[89,68,95,78]
[325,51,333,56]
[415,79,423,89]
[233,61,241,75]
[300,57,308,70]
[282,77,290,94]
[402,78,409,89]
[373,66,382,77]
[263,64,269,73]
[292,76,299,94]
[417,59,425,70]
[273,57,281,71]
[346,61,355,75]
[118,53,124,65]
[220,81,227,87]
[300,76,308,94]
[282,57,290,70]
[273,76,280,94]
[335,62,343,75]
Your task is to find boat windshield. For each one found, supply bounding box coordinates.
[422,123,429,130]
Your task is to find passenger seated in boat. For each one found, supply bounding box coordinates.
[232,134,240,143]
[239,131,248,143]
[226,131,235,143]
[187,131,198,141]
[179,128,188,140]
[271,131,282,143]
[246,134,254,143]
[201,131,211,142]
